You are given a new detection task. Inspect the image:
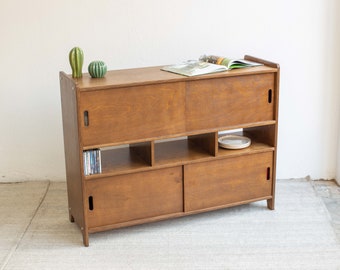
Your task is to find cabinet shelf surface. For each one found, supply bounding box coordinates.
[84,135,274,180]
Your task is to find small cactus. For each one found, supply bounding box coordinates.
[88,61,107,78]
[69,47,84,78]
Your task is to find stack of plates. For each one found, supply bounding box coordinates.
[218,135,251,149]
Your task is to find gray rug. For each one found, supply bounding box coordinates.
[1,179,340,269]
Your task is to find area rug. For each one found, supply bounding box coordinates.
[0,181,50,269]
[1,179,340,269]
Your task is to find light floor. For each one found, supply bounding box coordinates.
[312,179,340,241]
[0,178,339,269]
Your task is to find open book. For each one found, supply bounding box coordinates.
[221,58,263,70]
[161,57,263,77]
[199,55,263,70]
[161,60,227,77]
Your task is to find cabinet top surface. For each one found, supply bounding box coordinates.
[61,64,278,91]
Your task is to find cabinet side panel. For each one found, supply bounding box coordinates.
[60,72,86,230]
[270,70,280,209]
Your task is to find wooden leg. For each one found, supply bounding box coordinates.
[82,227,89,247]
[69,212,75,223]
[267,198,275,210]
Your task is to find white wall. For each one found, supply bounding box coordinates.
[1,0,339,182]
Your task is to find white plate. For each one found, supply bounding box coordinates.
[218,135,251,149]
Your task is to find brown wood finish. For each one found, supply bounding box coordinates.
[73,64,277,91]
[79,82,186,147]
[130,141,154,166]
[245,54,280,210]
[60,55,280,246]
[188,132,217,156]
[60,72,88,246]
[100,146,149,176]
[154,137,213,166]
[184,152,274,212]
[86,167,183,228]
[185,73,275,131]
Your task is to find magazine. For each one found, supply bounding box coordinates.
[199,55,263,70]
[222,58,263,70]
[161,60,227,77]
[161,56,263,77]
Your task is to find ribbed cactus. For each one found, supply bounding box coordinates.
[88,61,107,78]
[69,47,84,78]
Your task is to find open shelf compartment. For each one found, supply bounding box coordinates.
[85,142,153,178]
[217,125,275,157]
[154,132,217,167]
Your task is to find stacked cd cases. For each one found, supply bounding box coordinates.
[83,149,102,175]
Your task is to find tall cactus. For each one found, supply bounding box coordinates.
[69,47,84,78]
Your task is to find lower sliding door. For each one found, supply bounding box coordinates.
[184,152,274,212]
[86,166,183,229]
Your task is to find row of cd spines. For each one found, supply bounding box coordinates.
[83,149,102,176]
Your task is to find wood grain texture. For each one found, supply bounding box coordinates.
[69,65,278,91]
[184,152,274,212]
[86,167,183,228]
[79,82,186,147]
[59,72,88,246]
[186,73,275,131]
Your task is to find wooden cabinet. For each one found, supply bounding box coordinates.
[60,55,280,246]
